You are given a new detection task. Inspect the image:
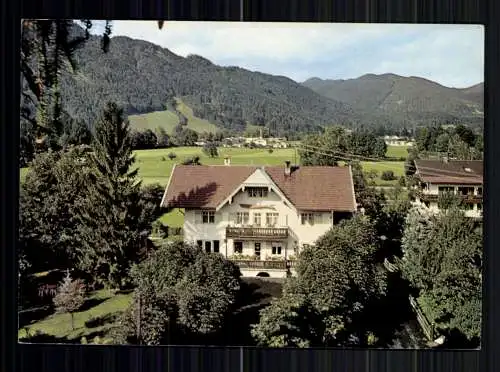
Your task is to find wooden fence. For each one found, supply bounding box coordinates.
[409,294,435,341]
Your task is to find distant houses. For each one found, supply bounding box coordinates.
[383,135,415,147]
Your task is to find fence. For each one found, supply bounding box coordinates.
[409,294,435,341]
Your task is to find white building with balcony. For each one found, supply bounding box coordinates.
[160,161,357,278]
[413,159,483,218]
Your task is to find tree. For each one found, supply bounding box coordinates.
[454,124,476,147]
[156,127,171,148]
[175,253,241,334]
[381,170,395,181]
[401,206,482,342]
[202,142,218,158]
[434,133,451,153]
[19,147,93,273]
[252,217,387,347]
[299,126,348,166]
[74,102,152,288]
[53,271,86,330]
[373,138,388,158]
[21,20,112,151]
[115,241,241,345]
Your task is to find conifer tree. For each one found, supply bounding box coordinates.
[75,102,150,289]
[53,270,86,330]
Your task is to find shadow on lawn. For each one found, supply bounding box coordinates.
[78,297,110,313]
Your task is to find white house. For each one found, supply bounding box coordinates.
[383,136,415,147]
[413,159,483,218]
[160,161,357,278]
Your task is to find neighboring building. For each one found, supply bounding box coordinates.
[384,135,415,147]
[413,159,483,218]
[160,161,357,278]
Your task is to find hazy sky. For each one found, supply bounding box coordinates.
[87,21,484,88]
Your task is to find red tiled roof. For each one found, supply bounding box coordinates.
[265,166,356,211]
[161,165,257,209]
[161,164,356,212]
[415,160,483,185]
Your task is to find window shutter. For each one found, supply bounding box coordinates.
[195,211,202,224]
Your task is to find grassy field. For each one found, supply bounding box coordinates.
[19,289,133,343]
[128,98,219,134]
[386,145,410,159]
[20,146,406,187]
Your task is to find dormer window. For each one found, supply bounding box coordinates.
[247,187,269,198]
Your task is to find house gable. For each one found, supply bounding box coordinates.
[215,168,297,212]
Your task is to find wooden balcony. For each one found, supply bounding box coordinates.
[416,191,482,204]
[230,259,295,270]
[226,226,288,240]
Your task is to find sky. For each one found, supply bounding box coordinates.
[87,21,484,89]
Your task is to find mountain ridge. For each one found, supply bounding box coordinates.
[25,23,483,137]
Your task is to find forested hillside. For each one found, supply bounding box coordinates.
[52,25,357,136]
[302,74,484,132]
[22,22,484,141]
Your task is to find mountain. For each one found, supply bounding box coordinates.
[23,23,484,137]
[302,74,484,130]
[52,26,356,137]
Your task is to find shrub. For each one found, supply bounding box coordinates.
[268,148,274,153]
[168,152,177,160]
[381,170,396,181]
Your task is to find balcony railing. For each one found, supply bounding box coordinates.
[230,259,295,270]
[416,191,482,204]
[226,226,288,239]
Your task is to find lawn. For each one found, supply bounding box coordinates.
[386,145,411,159]
[19,289,133,343]
[135,147,297,186]
[19,277,282,345]
[128,98,219,134]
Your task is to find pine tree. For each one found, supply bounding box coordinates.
[53,270,86,330]
[75,102,150,289]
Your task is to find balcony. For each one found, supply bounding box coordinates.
[415,191,482,204]
[230,259,295,270]
[226,226,289,240]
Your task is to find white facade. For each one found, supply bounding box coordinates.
[414,182,483,218]
[181,168,342,277]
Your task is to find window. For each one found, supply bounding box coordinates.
[236,212,250,225]
[477,203,483,210]
[265,212,279,226]
[204,241,212,253]
[213,240,220,253]
[477,187,483,195]
[254,243,261,258]
[438,186,454,195]
[253,213,261,226]
[272,245,282,255]
[301,213,314,225]
[196,240,203,248]
[463,203,474,211]
[234,241,243,254]
[458,187,474,196]
[248,187,269,198]
[202,211,215,224]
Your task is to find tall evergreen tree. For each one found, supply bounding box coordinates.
[75,102,149,289]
